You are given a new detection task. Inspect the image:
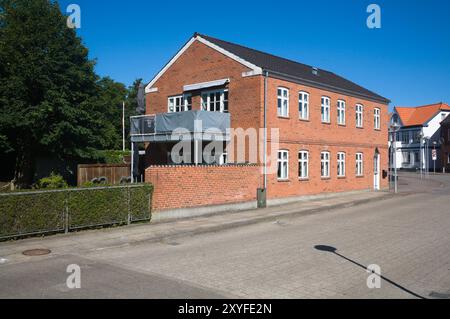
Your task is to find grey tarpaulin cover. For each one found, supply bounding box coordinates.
[155,110,230,133]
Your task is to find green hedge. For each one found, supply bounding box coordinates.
[0,191,66,238]
[0,184,153,239]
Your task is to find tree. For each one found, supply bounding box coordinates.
[0,0,102,187]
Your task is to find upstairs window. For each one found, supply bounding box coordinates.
[337,152,346,177]
[321,97,330,123]
[299,92,309,120]
[356,104,364,127]
[168,94,192,113]
[277,88,289,117]
[337,100,346,125]
[201,89,228,112]
[374,108,381,130]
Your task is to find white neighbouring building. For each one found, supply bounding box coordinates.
[390,102,450,171]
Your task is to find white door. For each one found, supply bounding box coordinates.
[374,153,380,190]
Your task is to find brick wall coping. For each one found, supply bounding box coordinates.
[147,164,260,168]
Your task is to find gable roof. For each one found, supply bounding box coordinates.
[146,33,390,104]
[199,34,390,104]
[394,102,450,127]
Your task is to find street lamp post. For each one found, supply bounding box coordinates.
[419,132,424,179]
[433,141,438,174]
[390,123,400,193]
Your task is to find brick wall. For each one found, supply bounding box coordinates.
[265,77,390,198]
[146,165,261,211]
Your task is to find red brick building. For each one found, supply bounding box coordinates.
[133,33,390,217]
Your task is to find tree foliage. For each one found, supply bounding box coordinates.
[0,0,144,187]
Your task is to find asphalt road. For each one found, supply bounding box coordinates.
[1,173,449,299]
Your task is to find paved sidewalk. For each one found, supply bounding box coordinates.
[0,190,392,264]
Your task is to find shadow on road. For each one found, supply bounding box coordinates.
[314,245,426,299]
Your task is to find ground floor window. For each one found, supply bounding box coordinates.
[278,150,289,180]
[321,151,330,178]
[337,152,346,177]
[298,151,309,179]
[356,153,364,176]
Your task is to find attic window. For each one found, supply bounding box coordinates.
[312,67,319,76]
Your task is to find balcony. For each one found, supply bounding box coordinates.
[130,110,231,143]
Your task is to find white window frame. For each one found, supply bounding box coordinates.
[356,104,364,128]
[337,100,346,125]
[356,153,364,176]
[168,94,192,113]
[374,108,381,130]
[298,151,309,179]
[277,87,289,118]
[201,89,228,113]
[321,96,330,123]
[277,150,289,180]
[337,152,346,177]
[321,151,330,178]
[299,91,309,120]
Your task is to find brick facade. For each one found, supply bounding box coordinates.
[144,37,389,211]
[146,165,260,210]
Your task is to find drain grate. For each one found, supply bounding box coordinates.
[22,249,51,256]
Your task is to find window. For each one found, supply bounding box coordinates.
[402,152,411,164]
[356,153,364,176]
[412,131,421,144]
[201,90,228,112]
[413,151,420,165]
[356,104,364,127]
[374,108,381,130]
[321,151,330,178]
[401,131,410,144]
[321,97,330,123]
[277,88,289,117]
[337,152,346,177]
[337,100,346,125]
[277,150,289,180]
[168,94,192,113]
[298,151,309,179]
[299,92,309,120]
[447,152,450,164]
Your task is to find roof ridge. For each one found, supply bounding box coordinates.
[396,102,444,109]
[198,33,327,73]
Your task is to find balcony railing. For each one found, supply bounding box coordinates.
[130,110,230,143]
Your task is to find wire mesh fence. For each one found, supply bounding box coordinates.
[0,184,153,241]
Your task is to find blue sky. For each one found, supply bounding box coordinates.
[57,0,450,111]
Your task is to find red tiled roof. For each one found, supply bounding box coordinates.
[394,102,450,127]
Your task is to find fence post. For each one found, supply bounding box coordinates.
[127,186,131,225]
[64,197,69,234]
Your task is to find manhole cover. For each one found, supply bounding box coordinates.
[429,291,450,299]
[22,249,51,256]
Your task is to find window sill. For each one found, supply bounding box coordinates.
[338,124,346,127]
[356,175,365,178]
[321,177,331,180]
[298,178,309,181]
[277,116,290,120]
[356,126,364,129]
[277,179,291,182]
[337,176,346,179]
[322,121,331,125]
[375,128,381,131]
[299,118,310,122]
